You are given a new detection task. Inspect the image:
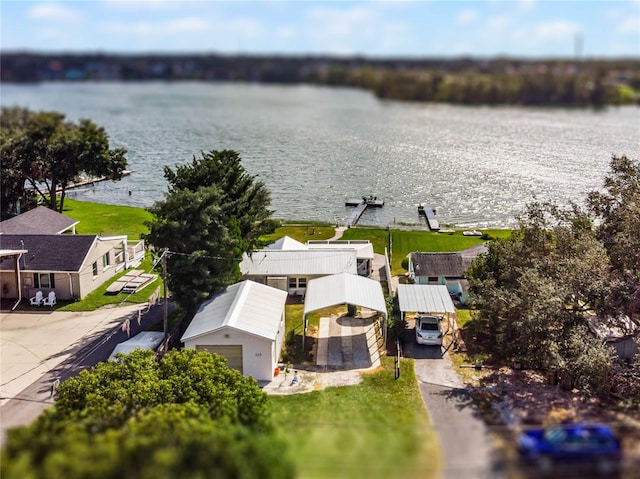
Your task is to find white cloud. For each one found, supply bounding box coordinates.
[275,26,296,41]
[225,18,263,39]
[307,6,378,39]
[617,16,640,33]
[534,19,581,41]
[456,9,478,25]
[103,17,209,36]
[518,0,536,12]
[101,0,183,12]
[487,15,512,29]
[28,3,83,22]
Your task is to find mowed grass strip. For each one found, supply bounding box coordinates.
[62,198,153,238]
[261,223,336,244]
[342,227,511,274]
[269,357,439,479]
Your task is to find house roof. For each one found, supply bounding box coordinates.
[265,236,307,250]
[181,280,288,342]
[306,240,375,260]
[410,252,465,277]
[303,272,387,317]
[240,250,357,276]
[397,284,456,314]
[0,234,96,272]
[0,206,79,235]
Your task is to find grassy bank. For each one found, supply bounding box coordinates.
[62,198,152,238]
[269,357,439,479]
[340,227,511,274]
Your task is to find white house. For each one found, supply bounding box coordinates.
[306,240,375,277]
[181,280,288,382]
[239,249,357,297]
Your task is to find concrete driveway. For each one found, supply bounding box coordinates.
[402,322,505,479]
[0,303,165,445]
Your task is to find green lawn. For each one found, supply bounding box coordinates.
[269,357,439,479]
[62,198,153,238]
[261,223,336,245]
[57,254,163,312]
[342,227,512,274]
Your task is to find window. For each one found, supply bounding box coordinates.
[33,273,55,289]
[288,278,307,289]
[102,252,110,268]
[92,261,98,277]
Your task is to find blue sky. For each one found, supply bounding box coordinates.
[2,1,638,58]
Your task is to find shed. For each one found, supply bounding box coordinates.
[181,280,287,382]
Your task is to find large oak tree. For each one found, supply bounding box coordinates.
[0,106,127,218]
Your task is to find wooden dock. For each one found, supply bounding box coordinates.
[418,204,440,231]
[66,170,132,190]
[345,196,384,228]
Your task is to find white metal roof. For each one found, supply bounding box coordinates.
[303,272,387,317]
[181,280,287,342]
[108,331,165,360]
[240,250,357,276]
[306,240,375,260]
[265,236,307,250]
[397,284,456,314]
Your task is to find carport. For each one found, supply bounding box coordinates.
[303,272,387,349]
[397,284,456,335]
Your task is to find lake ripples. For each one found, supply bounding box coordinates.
[2,82,638,228]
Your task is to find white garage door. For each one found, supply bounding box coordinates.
[196,345,243,373]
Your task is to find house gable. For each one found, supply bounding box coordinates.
[0,206,79,235]
[0,234,96,272]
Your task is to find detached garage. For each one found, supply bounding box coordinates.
[181,280,287,382]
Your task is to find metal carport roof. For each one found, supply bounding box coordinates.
[303,272,387,318]
[397,284,455,314]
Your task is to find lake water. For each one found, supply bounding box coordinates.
[2,82,638,228]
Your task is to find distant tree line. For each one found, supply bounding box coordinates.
[2,52,639,106]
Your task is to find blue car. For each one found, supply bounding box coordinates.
[518,423,621,476]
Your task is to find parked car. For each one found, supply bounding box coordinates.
[518,423,621,476]
[415,315,443,346]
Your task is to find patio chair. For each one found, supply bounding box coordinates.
[30,291,44,306]
[43,291,57,307]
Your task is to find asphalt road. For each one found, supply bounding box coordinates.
[402,325,505,479]
[0,303,170,446]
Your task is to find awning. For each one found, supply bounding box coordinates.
[397,284,455,314]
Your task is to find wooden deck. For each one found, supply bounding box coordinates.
[418,204,440,231]
[66,170,132,190]
[106,269,157,294]
[345,196,384,228]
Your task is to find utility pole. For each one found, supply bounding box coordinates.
[162,248,168,339]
